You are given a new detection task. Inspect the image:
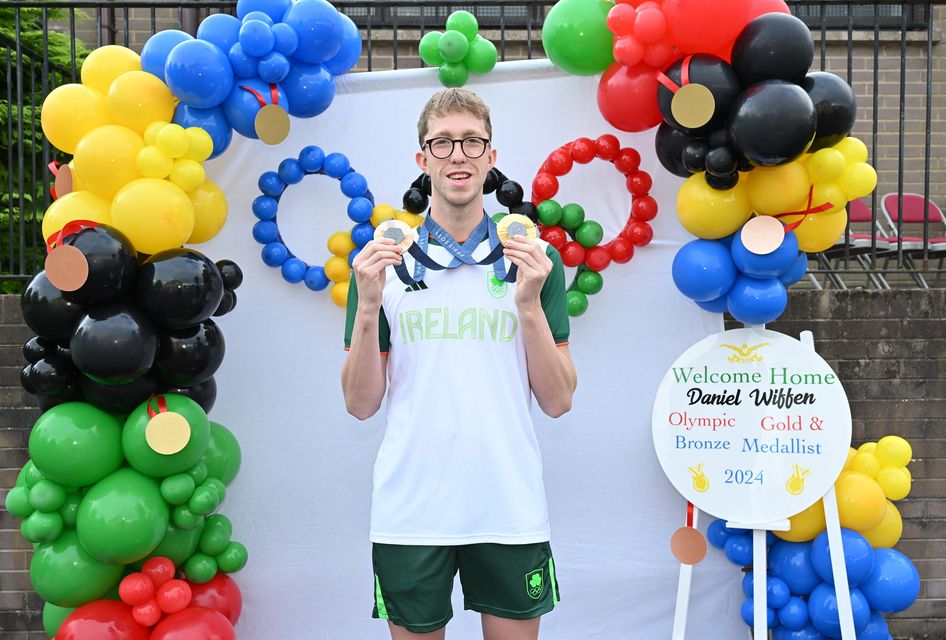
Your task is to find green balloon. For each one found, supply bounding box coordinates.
[542,0,614,76]
[566,290,589,317]
[76,468,169,564]
[29,402,123,487]
[439,62,468,88]
[143,521,205,567]
[123,394,210,477]
[201,422,242,486]
[419,31,444,66]
[5,486,34,518]
[437,31,470,64]
[30,529,123,607]
[537,200,563,226]
[576,270,604,295]
[172,504,202,530]
[446,10,479,42]
[60,492,81,528]
[43,601,75,638]
[184,552,218,584]
[560,203,586,230]
[188,461,209,486]
[161,473,197,505]
[23,511,64,544]
[188,485,220,516]
[29,479,66,512]
[199,514,233,556]
[575,220,604,248]
[465,36,497,75]
[16,460,38,487]
[217,541,248,574]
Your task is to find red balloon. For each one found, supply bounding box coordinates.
[614,147,642,175]
[598,62,662,133]
[747,0,791,21]
[560,242,586,267]
[570,138,597,164]
[642,38,677,68]
[546,149,573,176]
[608,237,635,263]
[662,0,751,54]
[189,573,243,625]
[119,573,155,607]
[626,171,653,196]
[57,600,149,640]
[132,599,162,627]
[532,173,559,201]
[613,36,645,68]
[540,226,567,250]
[595,134,620,160]
[156,580,193,614]
[584,246,612,272]
[634,6,667,43]
[142,557,176,589]
[149,607,235,640]
[624,220,653,246]
[606,3,637,36]
[632,194,658,221]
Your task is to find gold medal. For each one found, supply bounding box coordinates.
[255,104,290,145]
[496,214,538,246]
[145,411,191,455]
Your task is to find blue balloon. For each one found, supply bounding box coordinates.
[768,576,791,609]
[324,13,363,75]
[672,239,737,302]
[726,275,788,325]
[304,266,330,291]
[165,39,234,108]
[780,252,808,286]
[810,529,875,587]
[773,625,827,640]
[228,42,259,79]
[351,222,374,248]
[808,583,871,637]
[859,549,920,613]
[262,242,289,267]
[341,172,368,198]
[778,596,810,631]
[252,196,278,220]
[717,232,736,249]
[769,541,821,597]
[258,170,285,197]
[724,534,753,566]
[197,13,241,55]
[742,571,754,598]
[272,22,300,56]
[239,19,276,58]
[237,0,291,22]
[731,228,800,278]
[740,598,776,628]
[141,30,193,79]
[695,295,729,313]
[283,0,344,64]
[253,220,279,244]
[277,158,304,185]
[706,519,732,549]
[281,258,306,283]
[241,10,275,26]
[299,145,325,172]
[172,104,233,159]
[259,52,291,83]
[856,611,889,640]
[282,62,336,118]
[348,248,361,267]
[347,197,373,223]
[222,79,289,139]
[323,152,351,178]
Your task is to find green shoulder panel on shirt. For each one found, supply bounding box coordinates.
[343,274,391,352]
[541,244,571,345]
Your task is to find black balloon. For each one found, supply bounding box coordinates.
[79,373,158,415]
[20,364,36,394]
[509,201,538,222]
[705,172,740,191]
[731,13,814,86]
[21,271,85,341]
[28,356,77,396]
[496,180,524,207]
[655,122,694,178]
[803,71,858,151]
[23,336,55,364]
[483,169,500,194]
[58,225,138,306]
[682,140,710,174]
[216,260,243,291]
[136,249,225,330]
[70,303,157,385]
[708,128,731,148]
[402,188,428,214]
[155,320,225,387]
[164,376,217,414]
[706,146,738,177]
[36,383,81,413]
[729,80,817,166]
[213,290,237,318]
[657,54,742,134]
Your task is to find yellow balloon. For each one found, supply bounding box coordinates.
[861,500,903,548]
[370,204,396,228]
[806,149,846,183]
[774,499,826,542]
[73,124,144,199]
[107,71,176,135]
[835,136,868,164]
[876,435,912,467]
[747,162,810,216]
[41,84,111,154]
[677,173,752,239]
[785,208,848,253]
[110,178,195,254]
[169,159,206,192]
[183,128,214,162]
[395,211,424,228]
[838,163,877,200]
[324,256,351,283]
[156,124,189,158]
[327,231,356,257]
[875,466,911,501]
[843,447,857,471]
[136,146,174,179]
[330,281,349,307]
[67,160,88,192]
[144,121,170,146]
[849,452,881,478]
[41,191,112,242]
[80,45,141,94]
[187,180,228,244]
[858,442,877,455]
[835,471,887,532]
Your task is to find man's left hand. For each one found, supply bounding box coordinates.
[503,236,552,308]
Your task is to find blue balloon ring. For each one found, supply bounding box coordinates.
[251,146,375,291]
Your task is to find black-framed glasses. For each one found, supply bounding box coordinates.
[423,137,491,159]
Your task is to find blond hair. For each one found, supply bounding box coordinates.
[417,88,492,147]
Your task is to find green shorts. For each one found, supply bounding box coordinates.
[371,542,560,634]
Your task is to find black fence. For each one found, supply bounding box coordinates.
[1,0,944,290]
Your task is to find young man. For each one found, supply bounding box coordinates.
[341,88,577,640]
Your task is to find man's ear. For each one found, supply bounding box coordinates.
[416,150,428,174]
[487,147,497,171]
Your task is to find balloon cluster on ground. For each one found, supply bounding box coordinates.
[706,436,917,639]
[419,11,499,87]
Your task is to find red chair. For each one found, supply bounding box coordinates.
[821,198,891,289]
[879,192,946,287]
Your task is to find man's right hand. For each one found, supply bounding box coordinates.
[351,237,403,309]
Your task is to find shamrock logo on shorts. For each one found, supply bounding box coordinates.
[525,568,544,599]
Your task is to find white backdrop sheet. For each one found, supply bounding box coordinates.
[200,59,745,639]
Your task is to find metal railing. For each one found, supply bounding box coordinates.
[1,0,945,290]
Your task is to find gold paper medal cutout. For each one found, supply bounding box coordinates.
[741,215,786,256]
[671,83,716,130]
[255,104,290,145]
[374,219,415,252]
[45,245,89,292]
[496,214,537,246]
[670,526,708,565]
[145,411,192,455]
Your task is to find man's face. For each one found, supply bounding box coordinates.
[416,110,497,210]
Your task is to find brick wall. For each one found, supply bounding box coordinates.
[1,290,944,638]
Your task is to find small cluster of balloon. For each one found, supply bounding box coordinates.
[40,46,227,256]
[419,10,499,87]
[144,0,361,151]
[707,436,917,639]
